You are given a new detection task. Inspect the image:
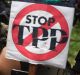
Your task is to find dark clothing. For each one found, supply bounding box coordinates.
[75,51,80,62]
[71,51,80,74]
[20,62,29,71]
[0,1,10,24]
[0,1,6,13]
[14,0,76,7]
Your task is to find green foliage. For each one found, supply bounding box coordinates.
[45,0,61,2]
[68,22,80,67]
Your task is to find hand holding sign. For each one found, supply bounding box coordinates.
[7,1,74,69]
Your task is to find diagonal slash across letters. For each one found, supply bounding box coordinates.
[12,4,69,61]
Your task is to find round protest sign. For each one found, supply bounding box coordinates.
[12,4,69,61]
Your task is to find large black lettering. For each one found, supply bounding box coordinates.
[50,29,68,50]
[26,15,31,23]
[26,15,55,26]
[13,24,68,51]
[50,29,57,50]
[48,17,55,26]
[55,29,68,43]
[18,26,30,45]
[32,27,48,48]
[38,16,47,25]
[18,26,24,45]
[32,16,38,24]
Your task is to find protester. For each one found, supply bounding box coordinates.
[0,0,80,75]
[0,22,21,75]
[0,1,21,74]
[0,47,21,75]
